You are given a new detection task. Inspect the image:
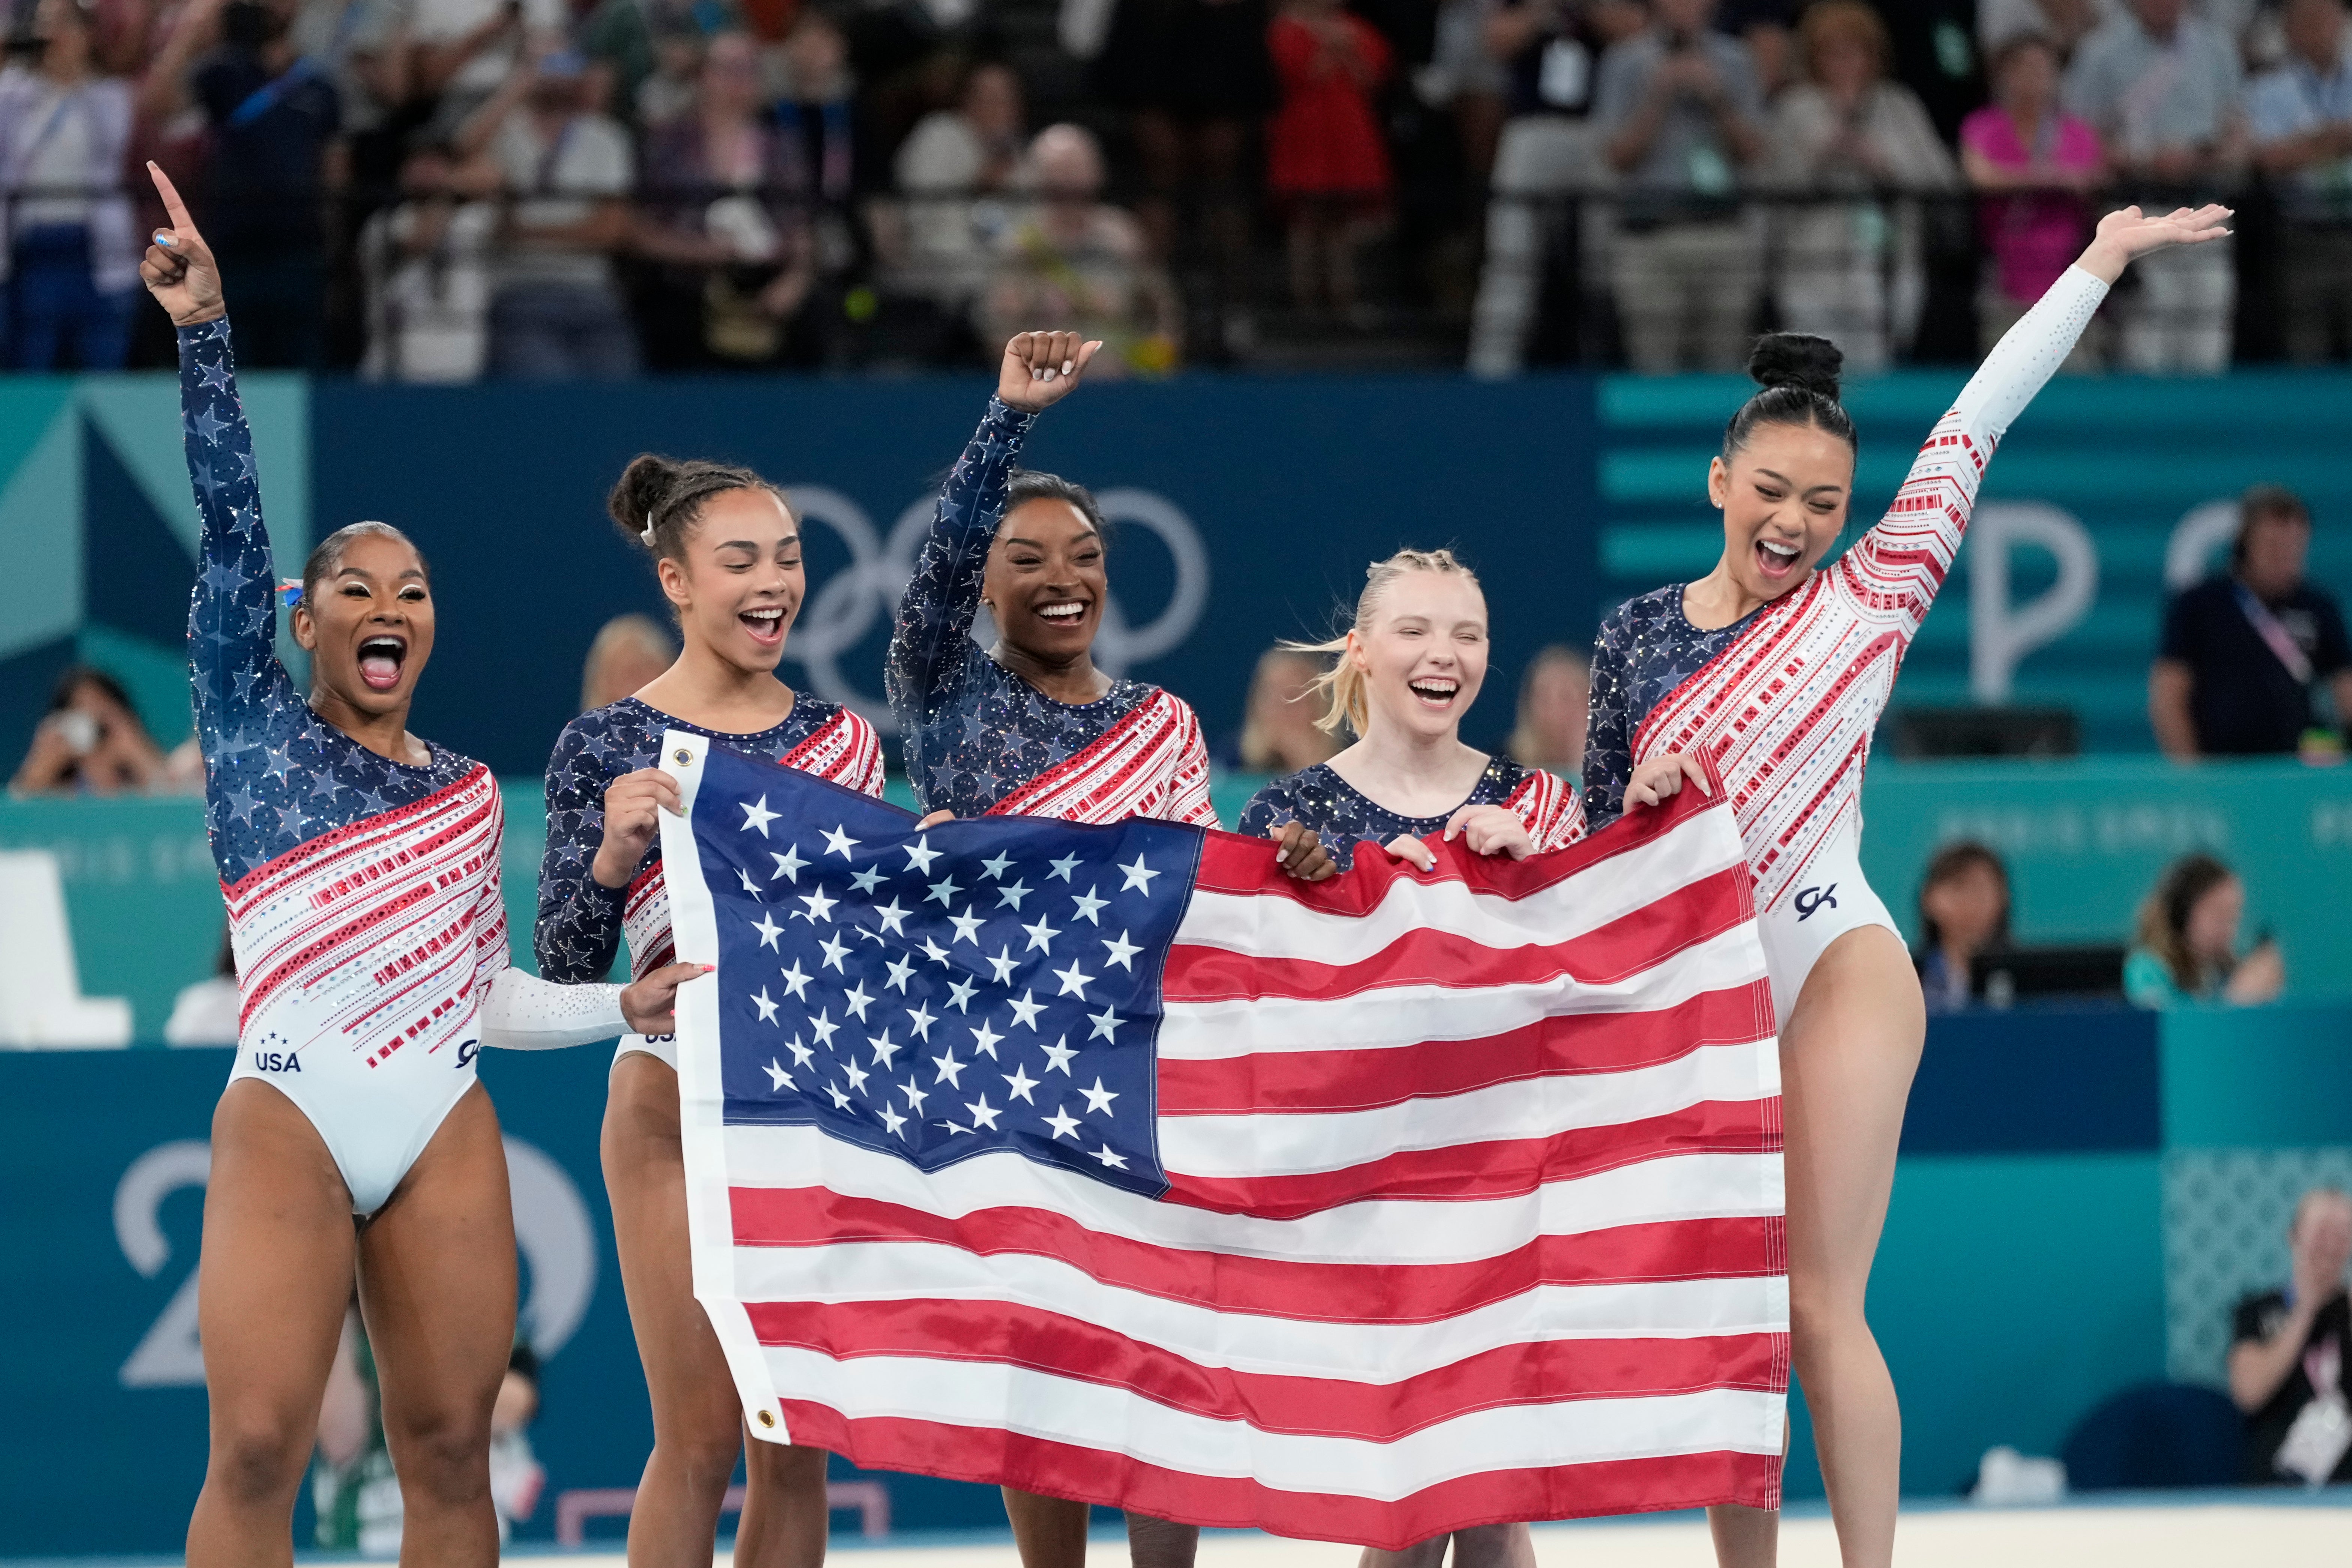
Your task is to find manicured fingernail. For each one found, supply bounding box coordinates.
[1061,360,1074,374]
[155,233,176,247]
[699,964,717,973]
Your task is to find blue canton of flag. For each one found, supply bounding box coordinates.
[687,740,1197,1197]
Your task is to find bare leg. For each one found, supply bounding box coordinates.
[1362,1522,1531,1568]
[605,1053,831,1568]
[1712,928,1922,1568]
[359,1083,514,1568]
[1003,1490,1090,1568]
[1126,1511,1200,1568]
[185,1081,359,1568]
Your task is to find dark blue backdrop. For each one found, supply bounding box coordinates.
[313,374,1602,778]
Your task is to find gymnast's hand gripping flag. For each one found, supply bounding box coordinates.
[654,731,1787,1545]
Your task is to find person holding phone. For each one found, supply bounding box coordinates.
[9,665,167,795]
[2123,851,2286,1008]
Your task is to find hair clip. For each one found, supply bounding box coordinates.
[641,512,657,545]
[276,578,303,608]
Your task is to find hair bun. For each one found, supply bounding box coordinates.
[607,453,688,548]
[1747,333,1844,401]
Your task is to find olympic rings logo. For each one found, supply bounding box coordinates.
[782,486,1211,733]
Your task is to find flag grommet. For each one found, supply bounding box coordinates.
[674,747,695,767]
[755,1409,776,1429]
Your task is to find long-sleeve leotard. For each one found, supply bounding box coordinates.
[1237,758,1585,870]
[182,319,624,1095]
[535,695,884,986]
[883,397,1217,828]
[1582,265,2109,911]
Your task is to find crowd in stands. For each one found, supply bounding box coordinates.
[4,0,2352,373]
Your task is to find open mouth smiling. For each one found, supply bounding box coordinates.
[1407,677,1459,709]
[356,635,406,692]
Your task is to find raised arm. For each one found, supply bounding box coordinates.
[1843,203,2231,636]
[1579,606,1639,833]
[144,162,295,766]
[883,331,1102,725]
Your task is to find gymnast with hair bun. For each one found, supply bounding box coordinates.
[1580,203,2233,1568]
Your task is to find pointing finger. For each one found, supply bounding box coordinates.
[147,160,196,236]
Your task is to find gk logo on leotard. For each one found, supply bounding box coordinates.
[784,485,1209,729]
[1795,885,1839,922]
[455,1039,479,1067]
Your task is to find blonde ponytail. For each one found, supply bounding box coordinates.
[1281,548,1482,740]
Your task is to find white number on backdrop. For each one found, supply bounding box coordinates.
[780,484,1211,730]
[112,1136,597,1389]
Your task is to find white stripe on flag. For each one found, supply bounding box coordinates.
[754,1346,1787,1493]
[1157,923,1768,1060]
[723,1128,1783,1263]
[729,1243,1789,1379]
[1173,810,1744,963]
[1158,1038,1773,1180]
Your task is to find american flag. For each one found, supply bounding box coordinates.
[655,732,1787,1547]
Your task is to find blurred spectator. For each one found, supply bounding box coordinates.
[488,1343,547,1538]
[1505,642,1588,774]
[1593,0,1767,372]
[1235,646,1341,773]
[1463,0,1646,376]
[2248,0,2352,364]
[458,50,639,379]
[2123,850,2284,1007]
[0,0,136,370]
[635,30,815,368]
[164,927,240,1046]
[886,59,1026,322]
[980,123,1180,374]
[2063,0,2245,373]
[1718,0,1796,102]
[1912,840,2012,1012]
[581,0,742,123]
[1764,1,1956,372]
[770,9,859,359]
[1979,0,2112,60]
[10,666,165,795]
[184,0,343,368]
[581,611,677,710]
[1092,0,1275,359]
[2229,1186,2352,1485]
[358,139,502,382]
[1961,32,2107,362]
[2151,484,2352,758]
[409,0,565,126]
[1266,0,1394,320]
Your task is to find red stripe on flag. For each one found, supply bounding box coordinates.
[742,1297,1785,1438]
[766,1403,1781,1547]
[729,1188,1784,1317]
[1160,1100,1779,1219]
[1162,864,1755,1002]
[1191,782,1728,908]
[1156,982,1775,1115]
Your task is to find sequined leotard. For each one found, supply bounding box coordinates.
[883,396,1218,828]
[182,317,628,1214]
[536,694,884,1067]
[1237,757,1584,870]
[1583,266,2110,1013]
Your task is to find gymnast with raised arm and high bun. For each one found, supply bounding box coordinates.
[1580,203,2232,1568]
[139,162,700,1568]
[535,455,886,1568]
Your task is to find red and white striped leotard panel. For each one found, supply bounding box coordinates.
[1633,266,2109,914]
[983,687,1219,828]
[622,710,886,979]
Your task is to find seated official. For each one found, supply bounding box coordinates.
[2229,1187,2352,1485]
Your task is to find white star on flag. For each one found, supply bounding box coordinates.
[874,898,911,935]
[1101,930,1142,970]
[796,887,838,923]
[899,1079,929,1114]
[809,1010,840,1049]
[752,913,785,950]
[818,935,851,971]
[984,946,1019,984]
[1070,886,1108,925]
[845,1060,871,1093]
[884,955,917,992]
[965,1094,1002,1131]
[948,907,986,945]
[945,977,978,1013]
[738,869,763,896]
[980,852,1014,879]
[925,875,962,907]
[752,987,779,1023]
[1022,915,1060,953]
[1119,855,1159,894]
[903,836,942,874]
[780,961,812,1000]
[1080,1077,1119,1116]
[822,825,860,860]
[932,1049,967,1087]
[1087,1006,1122,1042]
[1052,962,1094,1000]
[969,1019,1005,1059]
[1040,1036,1077,1074]
[843,982,875,1021]
[996,880,1033,912]
[879,1104,908,1137]
[905,1003,937,1041]
[871,1031,902,1068]
[1043,1105,1081,1140]
[850,866,886,894]
[764,1057,792,1090]
[770,845,807,882]
[787,1035,815,1068]
[1006,991,1046,1030]
[740,795,778,836]
[1047,853,1081,882]
[1003,1064,1040,1103]
[1091,1144,1129,1170]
